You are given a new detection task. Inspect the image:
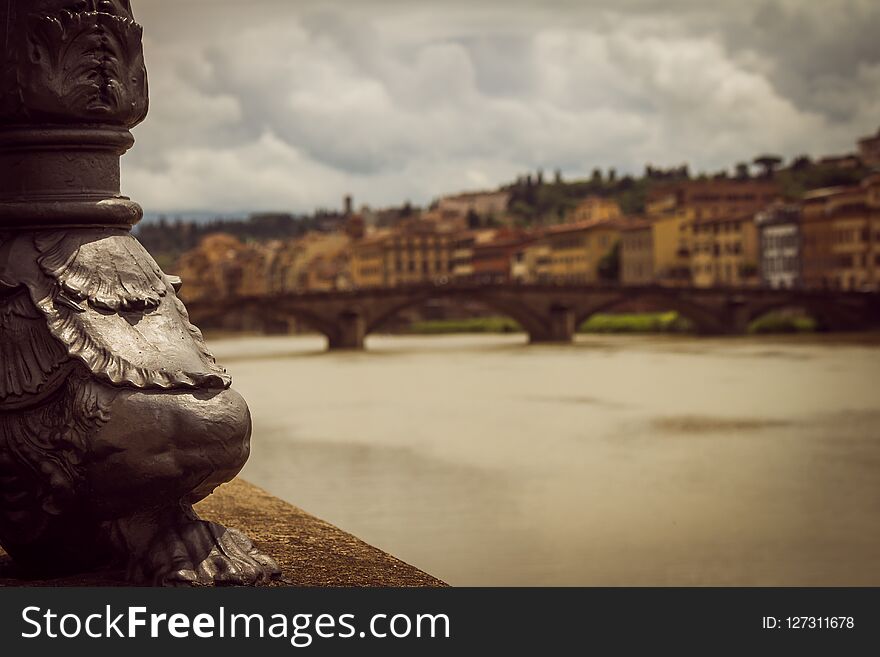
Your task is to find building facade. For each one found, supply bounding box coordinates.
[647,178,779,286]
[801,177,880,290]
[350,231,391,288]
[755,204,802,289]
[436,190,511,223]
[690,214,760,288]
[542,219,621,282]
[350,222,454,288]
[858,127,880,168]
[568,196,622,223]
[511,241,552,283]
[620,220,654,285]
[472,233,531,281]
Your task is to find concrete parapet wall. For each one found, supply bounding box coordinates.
[0,480,446,588]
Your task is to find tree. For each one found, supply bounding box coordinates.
[790,155,812,171]
[597,241,621,282]
[754,154,783,179]
[735,162,750,180]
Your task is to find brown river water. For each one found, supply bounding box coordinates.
[207,333,880,586]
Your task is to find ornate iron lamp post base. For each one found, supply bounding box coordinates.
[0,1,279,585]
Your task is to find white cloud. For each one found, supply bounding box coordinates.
[123,0,880,214]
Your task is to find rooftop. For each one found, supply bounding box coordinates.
[542,217,624,236]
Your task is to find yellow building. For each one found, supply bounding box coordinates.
[647,179,780,286]
[650,213,693,285]
[569,196,622,223]
[351,221,453,287]
[690,215,760,288]
[350,231,391,288]
[620,220,654,285]
[542,219,621,282]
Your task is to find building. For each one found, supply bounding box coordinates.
[511,240,551,283]
[343,195,366,241]
[801,177,880,290]
[620,219,654,285]
[801,188,838,289]
[542,219,622,282]
[450,229,506,280]
[649,212,693,285]
[859,127,880,168]
[828,178,880,291]
[176,233,269,301]
[436,190,511,223]
[350,230,391,288]
[350,220,454,288]
[646,178,780,285]
[817,154,862,170]
[471,230,532,281]
[755,203,802,289]
[690,214,760,288]
[300,251,352,292]
[450,231,477,279]
[568,196,622,223]
[270,232,352,293]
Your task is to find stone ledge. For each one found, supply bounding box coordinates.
[0,479,447,587]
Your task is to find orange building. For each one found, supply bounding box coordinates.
[801,176,880,290]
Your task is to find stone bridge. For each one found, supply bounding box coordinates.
[184,282,880,350]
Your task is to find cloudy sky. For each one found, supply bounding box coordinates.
[125,0,880,215]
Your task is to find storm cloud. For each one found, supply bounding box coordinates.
[124,0,880,214]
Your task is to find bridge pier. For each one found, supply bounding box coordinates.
[529,306,576,344]
[328,312,366,350]
[725,301,754,335]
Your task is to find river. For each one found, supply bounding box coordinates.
[207,333,880,586]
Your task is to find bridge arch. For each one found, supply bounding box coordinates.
[363,288,552,343]
[184,296,341,341]
[573,289,728,335]
[743,296,866,333]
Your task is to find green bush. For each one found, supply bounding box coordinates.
[747,313,817,334]
[579,311,694,334]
